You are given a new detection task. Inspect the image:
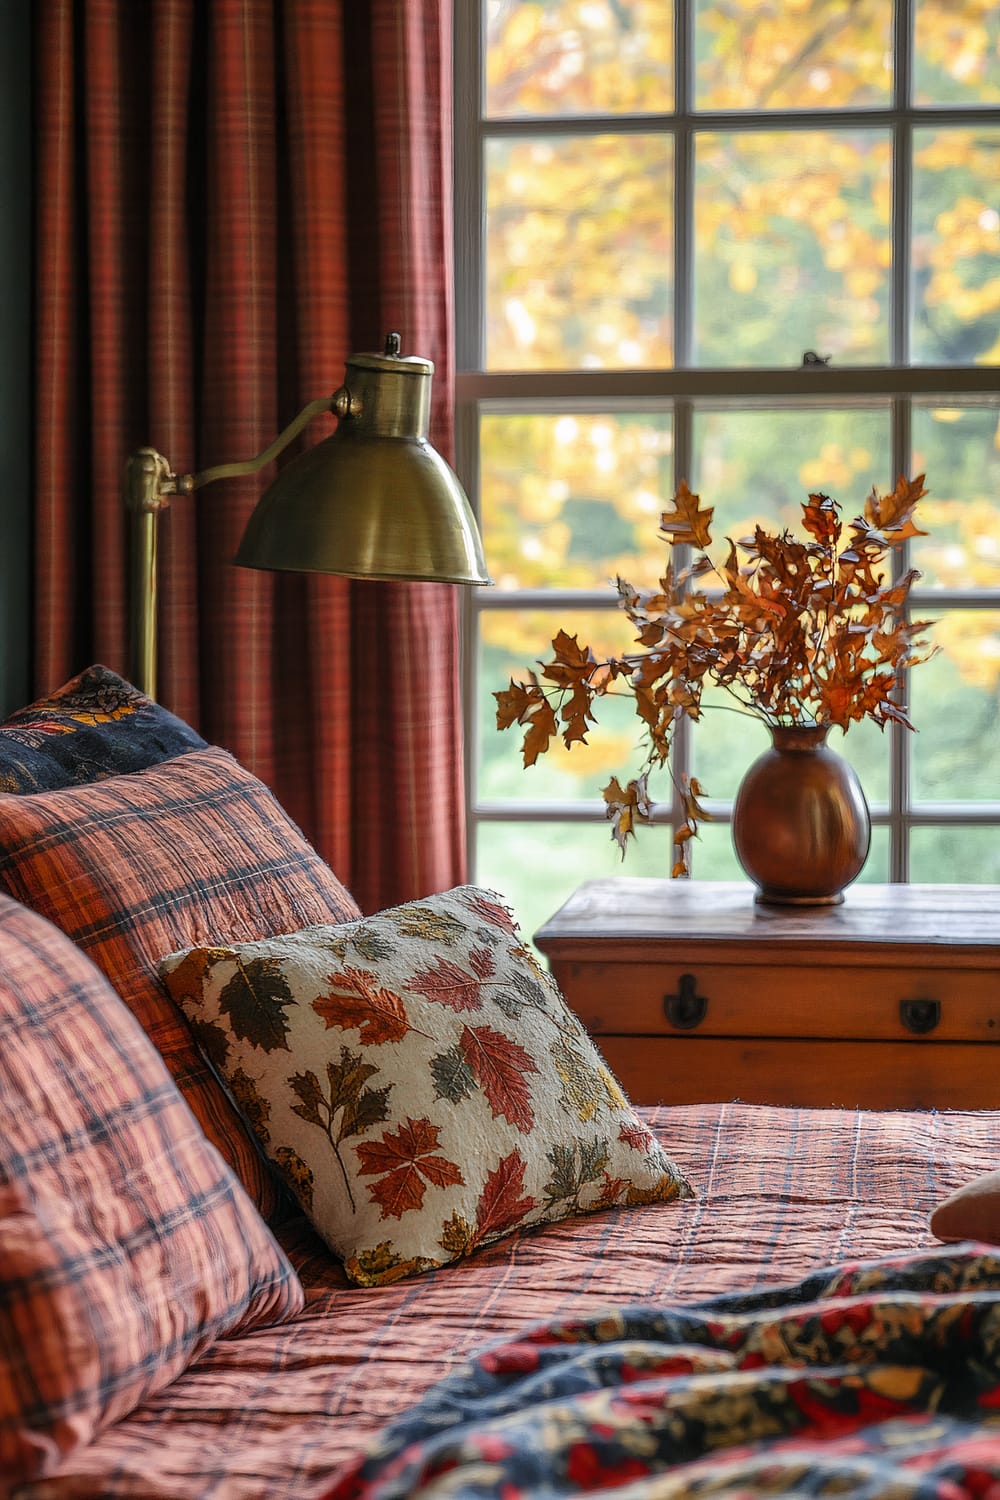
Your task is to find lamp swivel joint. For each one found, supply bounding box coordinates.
[332,386,360,421]
[123,447,191,514]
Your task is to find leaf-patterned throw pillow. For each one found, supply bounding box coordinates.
[159,886,694,1286]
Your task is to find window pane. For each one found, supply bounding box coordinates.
[860,826,890,882]
[914,1,1000,105]
[482,608,647,803]
[683,820,744,880]
[911,128,1000,366]
[911,404,1000,590]
[481,411,673,590]
[836,717,893,807]
[695,0,892,110]
[485,0,673,118]
[910,826,1000,882]
[690,691,771,801]
[476,822,674,955]
[485,133,673,371]
[691,695,891,805]
[908,610,1000,800]
[690,405,891,542]
[694,131,891,367]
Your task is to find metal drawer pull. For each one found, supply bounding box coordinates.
[900,998,940,1035]
[664,974,707,1031]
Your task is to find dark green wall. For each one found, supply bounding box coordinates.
[0,0,31,717]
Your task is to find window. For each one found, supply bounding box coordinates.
[455,0,1000,942]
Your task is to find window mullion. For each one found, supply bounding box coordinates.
[453,1,483,373]
[891,117,913,370]
[674,0,694,370]
[891,0,914,367]
[888,0,914,881]
[894,0,915,112]
[670,2,695,870]
[889,395,913,882]
[671,398,695,868]
[455,0,485,868]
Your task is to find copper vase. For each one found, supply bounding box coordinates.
[731,724,871,906]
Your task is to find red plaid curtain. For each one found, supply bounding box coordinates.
[33,0,466,913]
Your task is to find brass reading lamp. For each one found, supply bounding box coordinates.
[124,332,490,700]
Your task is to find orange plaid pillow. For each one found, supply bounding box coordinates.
[0,745,360,1219]
[0,891,303,1482]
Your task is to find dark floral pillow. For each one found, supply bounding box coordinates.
[0,665,206,792]
[160,885,694,1287]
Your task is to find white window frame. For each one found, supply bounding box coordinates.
[454,0,1000,886]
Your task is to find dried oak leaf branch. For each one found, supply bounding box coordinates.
[495,474,937,875]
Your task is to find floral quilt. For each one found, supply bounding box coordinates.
[325,1244,1000,1499]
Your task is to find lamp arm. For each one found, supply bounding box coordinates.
[188,393,340,492]
[124,391,342,700]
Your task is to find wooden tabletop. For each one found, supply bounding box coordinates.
[535,878,1000,951]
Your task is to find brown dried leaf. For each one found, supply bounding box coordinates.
[494,677,538,731]
[603,772,652,855]
[682,776,713,825]
[521,698,559,765]
[659,480,714,549]
[800,492,841,545]
[864,472,928,539]
[495,676,560,767]
[541,629,597,686]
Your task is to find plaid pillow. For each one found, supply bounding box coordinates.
[160,886,695,1287]
[0,891,303,1483]
[0,746,361,1220]
[0,664,206,792]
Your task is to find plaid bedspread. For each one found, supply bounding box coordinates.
[17,1104,1000,1500]
[325,1243,1000,1499]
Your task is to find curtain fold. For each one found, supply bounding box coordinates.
[32,0,467,914]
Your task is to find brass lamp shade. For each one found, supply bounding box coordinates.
[235,342,490,585]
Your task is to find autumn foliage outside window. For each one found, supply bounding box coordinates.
[497,474,936,874]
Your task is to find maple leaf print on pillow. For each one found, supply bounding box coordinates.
[464,890,519,934]
[311,968,410,1045]
[159,885,694,1286]
[407,952,492,1011]
[357,1118,465,1219]
[456,1023,537,1130]
[217,956,297,1050]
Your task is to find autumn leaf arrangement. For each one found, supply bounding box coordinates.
[497,474,936,872]
[160,885,691,1287]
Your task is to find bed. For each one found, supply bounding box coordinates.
[13,1104,1000,1498]
[2,668,1000,1500]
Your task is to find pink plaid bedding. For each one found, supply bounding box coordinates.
[19,1103,1000,1500]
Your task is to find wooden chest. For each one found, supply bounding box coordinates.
[534,878,1000,1109]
